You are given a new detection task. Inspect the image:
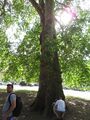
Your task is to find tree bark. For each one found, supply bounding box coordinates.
[30,0,65,116]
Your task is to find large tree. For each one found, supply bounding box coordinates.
[29,0,65,115]
[1,0,90,116]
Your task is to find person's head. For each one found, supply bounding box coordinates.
[59,96,62,100]
[7,84,13,93]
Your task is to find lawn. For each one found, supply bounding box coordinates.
[0,90,90,120]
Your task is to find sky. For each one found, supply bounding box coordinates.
[79,0,90,10]
[6,23,26,53]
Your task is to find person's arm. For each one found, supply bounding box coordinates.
[6,94,16,117]
[53,101,58,112]
[6,99,16,115]
[2,100,16,120]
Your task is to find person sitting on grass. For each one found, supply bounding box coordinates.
[53,97,66,120]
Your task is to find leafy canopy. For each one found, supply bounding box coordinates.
[0,0,90,90]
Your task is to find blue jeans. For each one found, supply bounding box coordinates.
[7,116,14,120]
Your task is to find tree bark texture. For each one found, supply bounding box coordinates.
[30,0,65,116]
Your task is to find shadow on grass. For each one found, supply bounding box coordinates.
[0,90,90,120]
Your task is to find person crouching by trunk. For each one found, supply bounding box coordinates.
[53,97,66,120]
[2,84,16,120]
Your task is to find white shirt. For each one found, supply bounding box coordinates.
[55,99,65,112]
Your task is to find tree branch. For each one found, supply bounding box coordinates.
[29,0,42,16]
[55,0,69,8]
[0,0,7,16]
[55,17,64,31]
[39,0,45,13]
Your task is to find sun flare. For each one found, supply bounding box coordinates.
[55,7,76,31]
[60,11,73,25]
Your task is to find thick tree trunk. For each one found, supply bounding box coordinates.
[31,0,65,116]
